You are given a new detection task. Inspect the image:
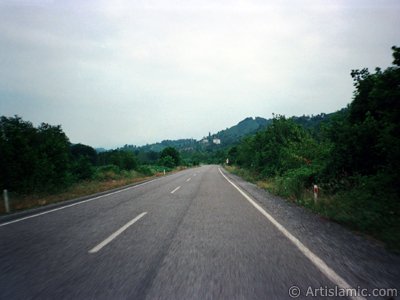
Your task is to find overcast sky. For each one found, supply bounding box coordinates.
[1,0,399,148]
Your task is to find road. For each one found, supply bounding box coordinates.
[0,165,399,299]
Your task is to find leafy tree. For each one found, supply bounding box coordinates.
[0,116,38,191]
[35,123,72,189]
[227,146,238,164]
[160,147,180,167]
[71,156,95,180]
[71,143,97,165]
[236,116,320,176]
[0,116,72,192]
[70,143,97,180]
[326,46,400,183]
[159,155,176,168]
[136,150,160,164]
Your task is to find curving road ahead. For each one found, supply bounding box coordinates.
[0,165,399,299]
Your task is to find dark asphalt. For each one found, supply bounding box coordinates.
[0,165,399,299]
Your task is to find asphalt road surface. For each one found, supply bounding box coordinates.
[0,165,399,299]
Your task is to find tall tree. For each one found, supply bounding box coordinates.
[328,46,400,178]
[160,147,181,167]
[0,116,71,192]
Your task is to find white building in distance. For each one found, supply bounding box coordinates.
[213,138,221,145]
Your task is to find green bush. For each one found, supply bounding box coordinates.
[94,165,121,181]
[273,167,316,200]
[159,147,181,166]
[71,157,95,181]
[137,165,154,176]
[98,150,138,171]
[325,174,399,249]
[159,155,176,168]
[150,165,173,173]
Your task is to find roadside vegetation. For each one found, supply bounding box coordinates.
[226,46,400,250]
[0,119,187,213]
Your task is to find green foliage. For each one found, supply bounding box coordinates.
[392,46,400,66]
[0,117,143,193]
[150,165,173,173]
[138,139,197,153]
[325,46,400,187]
[94,165,121,181]
[273,167,317,200]
[136,150,160,164]
[0,116,38,191]
[322,47,400,249]
[0,115,212,201]
[0,116,72,193]
[235,116,324,179]
[70,143,97,180]
[136,165,154,176]
[290,110,347,140]
[316,173,400,250]
[71,143,97,165]
[232,115,327,203]
[159,147,181,167]
[98,150,138,171]
[159,155,176,168]
[214,117,271,146]
[70,156,94,181]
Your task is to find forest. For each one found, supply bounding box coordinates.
[0,46,399,249]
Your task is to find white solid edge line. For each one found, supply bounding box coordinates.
[218,168,366,300]
[171,186,181,194]
[89,212,147,253]
[0,178,159,227]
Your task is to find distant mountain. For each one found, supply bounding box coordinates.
[95,147,107,153]
[118,109,347,153]
[138,139,198,152]
[209,109,347,147]
[129,117,270,153]
[213,117,271,145]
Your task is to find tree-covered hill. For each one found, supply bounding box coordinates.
[119,113,346,154]
[212,117,271,146]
